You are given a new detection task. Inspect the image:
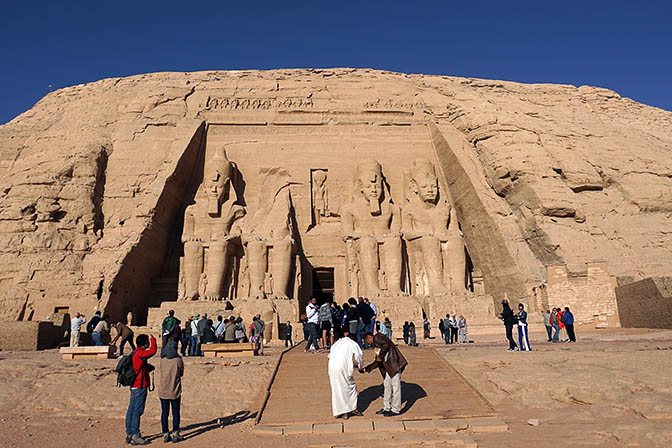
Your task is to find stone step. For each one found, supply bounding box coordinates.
[59,345,116,360]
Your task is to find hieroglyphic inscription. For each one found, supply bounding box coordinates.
[205,97,314,111]
[363,98,425,110]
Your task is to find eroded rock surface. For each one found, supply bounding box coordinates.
[0,69,670,323]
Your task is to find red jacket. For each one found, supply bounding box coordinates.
[131,336,157,389]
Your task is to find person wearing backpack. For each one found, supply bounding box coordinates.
[319,300,334,349]
[125,333,157,446]
[159,337,184,443]
[161,310,180,344]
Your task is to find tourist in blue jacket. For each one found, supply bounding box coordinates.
[562,307,576,342]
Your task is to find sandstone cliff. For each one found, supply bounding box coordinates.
[1,69,670,323]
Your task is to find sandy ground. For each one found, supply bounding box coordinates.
[0,327,671,447]
[436,327,672,447]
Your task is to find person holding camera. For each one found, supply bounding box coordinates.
[305,297,321,352]
[125,333,157,446]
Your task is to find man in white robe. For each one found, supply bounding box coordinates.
[328,335,363,418]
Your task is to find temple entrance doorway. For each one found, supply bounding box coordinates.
[312,267,334,306]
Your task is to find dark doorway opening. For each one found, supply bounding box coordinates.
[312,267,334,305]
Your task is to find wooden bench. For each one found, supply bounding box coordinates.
[60,345,116,360]
[201,343,255,358]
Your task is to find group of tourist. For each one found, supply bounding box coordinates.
[499,300,577,352]
[401,321,418,346]
[172,311,266,357]
[438,314,468,344]
[70,311,137,354]
[303,296,383,352]
[541,306,576,343]
[70,309,268,359]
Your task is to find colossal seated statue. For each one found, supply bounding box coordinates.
[341,159,404,297]
[403,158,467,295]
[181,148,245,301]
[240,167,296,300]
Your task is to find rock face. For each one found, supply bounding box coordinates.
[0,69,670,327]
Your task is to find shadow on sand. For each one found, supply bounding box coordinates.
[357,381,427,415]
[146,410,256,441]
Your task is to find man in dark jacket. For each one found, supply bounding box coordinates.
[563,307,576,342]
[361,332,408,416]
[86,311,102,342]
[498,300,518,351]
[356,298,374,348]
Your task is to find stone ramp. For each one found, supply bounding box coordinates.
[259,344,495,427]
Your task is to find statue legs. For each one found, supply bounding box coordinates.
[420,236,445,295]
[204,239,231,300]
[446,232,467,293]
[183,241,203,300]
[270,240,293,299]
[247,240,267,299]
[358,236,380,297]
[382,235,404,296]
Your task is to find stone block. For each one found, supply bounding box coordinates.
[342,420,373,433]
[373,420,405,432]
[403,419,435,431]
[467,418,508,433]
[252,425,284,435]
[312,423,343,435]
[0,321,67,351]
[433,419,470,432]
[283,423,313,435]
[60,345,116,360]
[202,343,255,358]
[424,435,476,446]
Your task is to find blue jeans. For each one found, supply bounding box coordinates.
[180,333,189,356]
[189,335,200,356]
[356,321,367,348]
[91,332,103,346]
[160,398,181,434]
[304,322,320,351]
[545,325,553,341]
[552,324,560,342]
[119,336,135,356]
[125,388,148,436]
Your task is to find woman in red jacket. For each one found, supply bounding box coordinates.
[557,310,567,342]
[126,334,157,445]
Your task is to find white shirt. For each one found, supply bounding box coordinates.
[369,302,377,318]
[71,316,86,331]
[306,304,319,324]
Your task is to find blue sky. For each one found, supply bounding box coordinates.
[1,0,670,124]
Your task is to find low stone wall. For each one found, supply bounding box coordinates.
[0,321,67,351]
[615,277,672,329]
[546,262,620,327]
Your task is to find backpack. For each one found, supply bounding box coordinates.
[115,350,138,387]
[319,304,331,322]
